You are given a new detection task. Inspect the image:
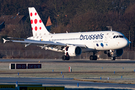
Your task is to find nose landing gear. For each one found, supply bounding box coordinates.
[104,50,116,60]
[111,57,116,60]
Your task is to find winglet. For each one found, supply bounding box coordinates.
[3,38,7,43]
[2,38,11,43]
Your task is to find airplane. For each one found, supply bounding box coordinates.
[3,7,131,60]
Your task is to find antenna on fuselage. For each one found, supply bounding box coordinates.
[106,26,112,31]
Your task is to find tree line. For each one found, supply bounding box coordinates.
[0,0,135,52]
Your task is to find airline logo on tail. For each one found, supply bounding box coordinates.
[28,7,50,36]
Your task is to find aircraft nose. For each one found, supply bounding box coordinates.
[123,38,131,47]
[129,41,131,44]
[118,38,129,48]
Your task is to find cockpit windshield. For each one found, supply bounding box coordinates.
[113,35,124,38]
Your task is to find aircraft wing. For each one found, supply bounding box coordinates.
[3,38,86,48]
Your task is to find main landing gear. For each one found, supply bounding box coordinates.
[89,52,97,60]
[62,55,70,60]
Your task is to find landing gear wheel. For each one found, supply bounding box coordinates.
[62,55,70,60]
[107,53,111,57]
[111,57,115,60]
[90,55,97,60]
[104,51,107,54]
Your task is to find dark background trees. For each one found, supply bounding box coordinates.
[0,0,135,58]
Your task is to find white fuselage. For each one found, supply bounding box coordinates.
[3,7,129,60]
[28,31,129,51]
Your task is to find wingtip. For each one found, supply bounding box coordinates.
[2,38,10,43]
[2,38,6,43]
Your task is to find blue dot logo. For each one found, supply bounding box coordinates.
[101,43,104,47]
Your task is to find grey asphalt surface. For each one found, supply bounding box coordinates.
[0,77,135,89]
[0,58,135,63]
[0,59,135,89]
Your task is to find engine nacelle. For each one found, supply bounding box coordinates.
[106,49,123,57]
[114,49,123,57]
[65,46,82,56]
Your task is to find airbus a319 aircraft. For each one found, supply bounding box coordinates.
[3,7,131,60]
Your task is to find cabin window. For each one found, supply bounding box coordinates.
[113,35,124,38]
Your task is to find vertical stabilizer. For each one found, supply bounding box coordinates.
[28,7,50,36]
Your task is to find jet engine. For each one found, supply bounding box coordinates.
[105,49,123,57]
[114,49,123,57]
[65,46,82,56]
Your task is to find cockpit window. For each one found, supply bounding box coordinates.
[113,35,124,38]
[119,35,124,38]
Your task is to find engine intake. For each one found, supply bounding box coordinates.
[105,49,123,57]
[65,46,82,56]
[115,49,123,57]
